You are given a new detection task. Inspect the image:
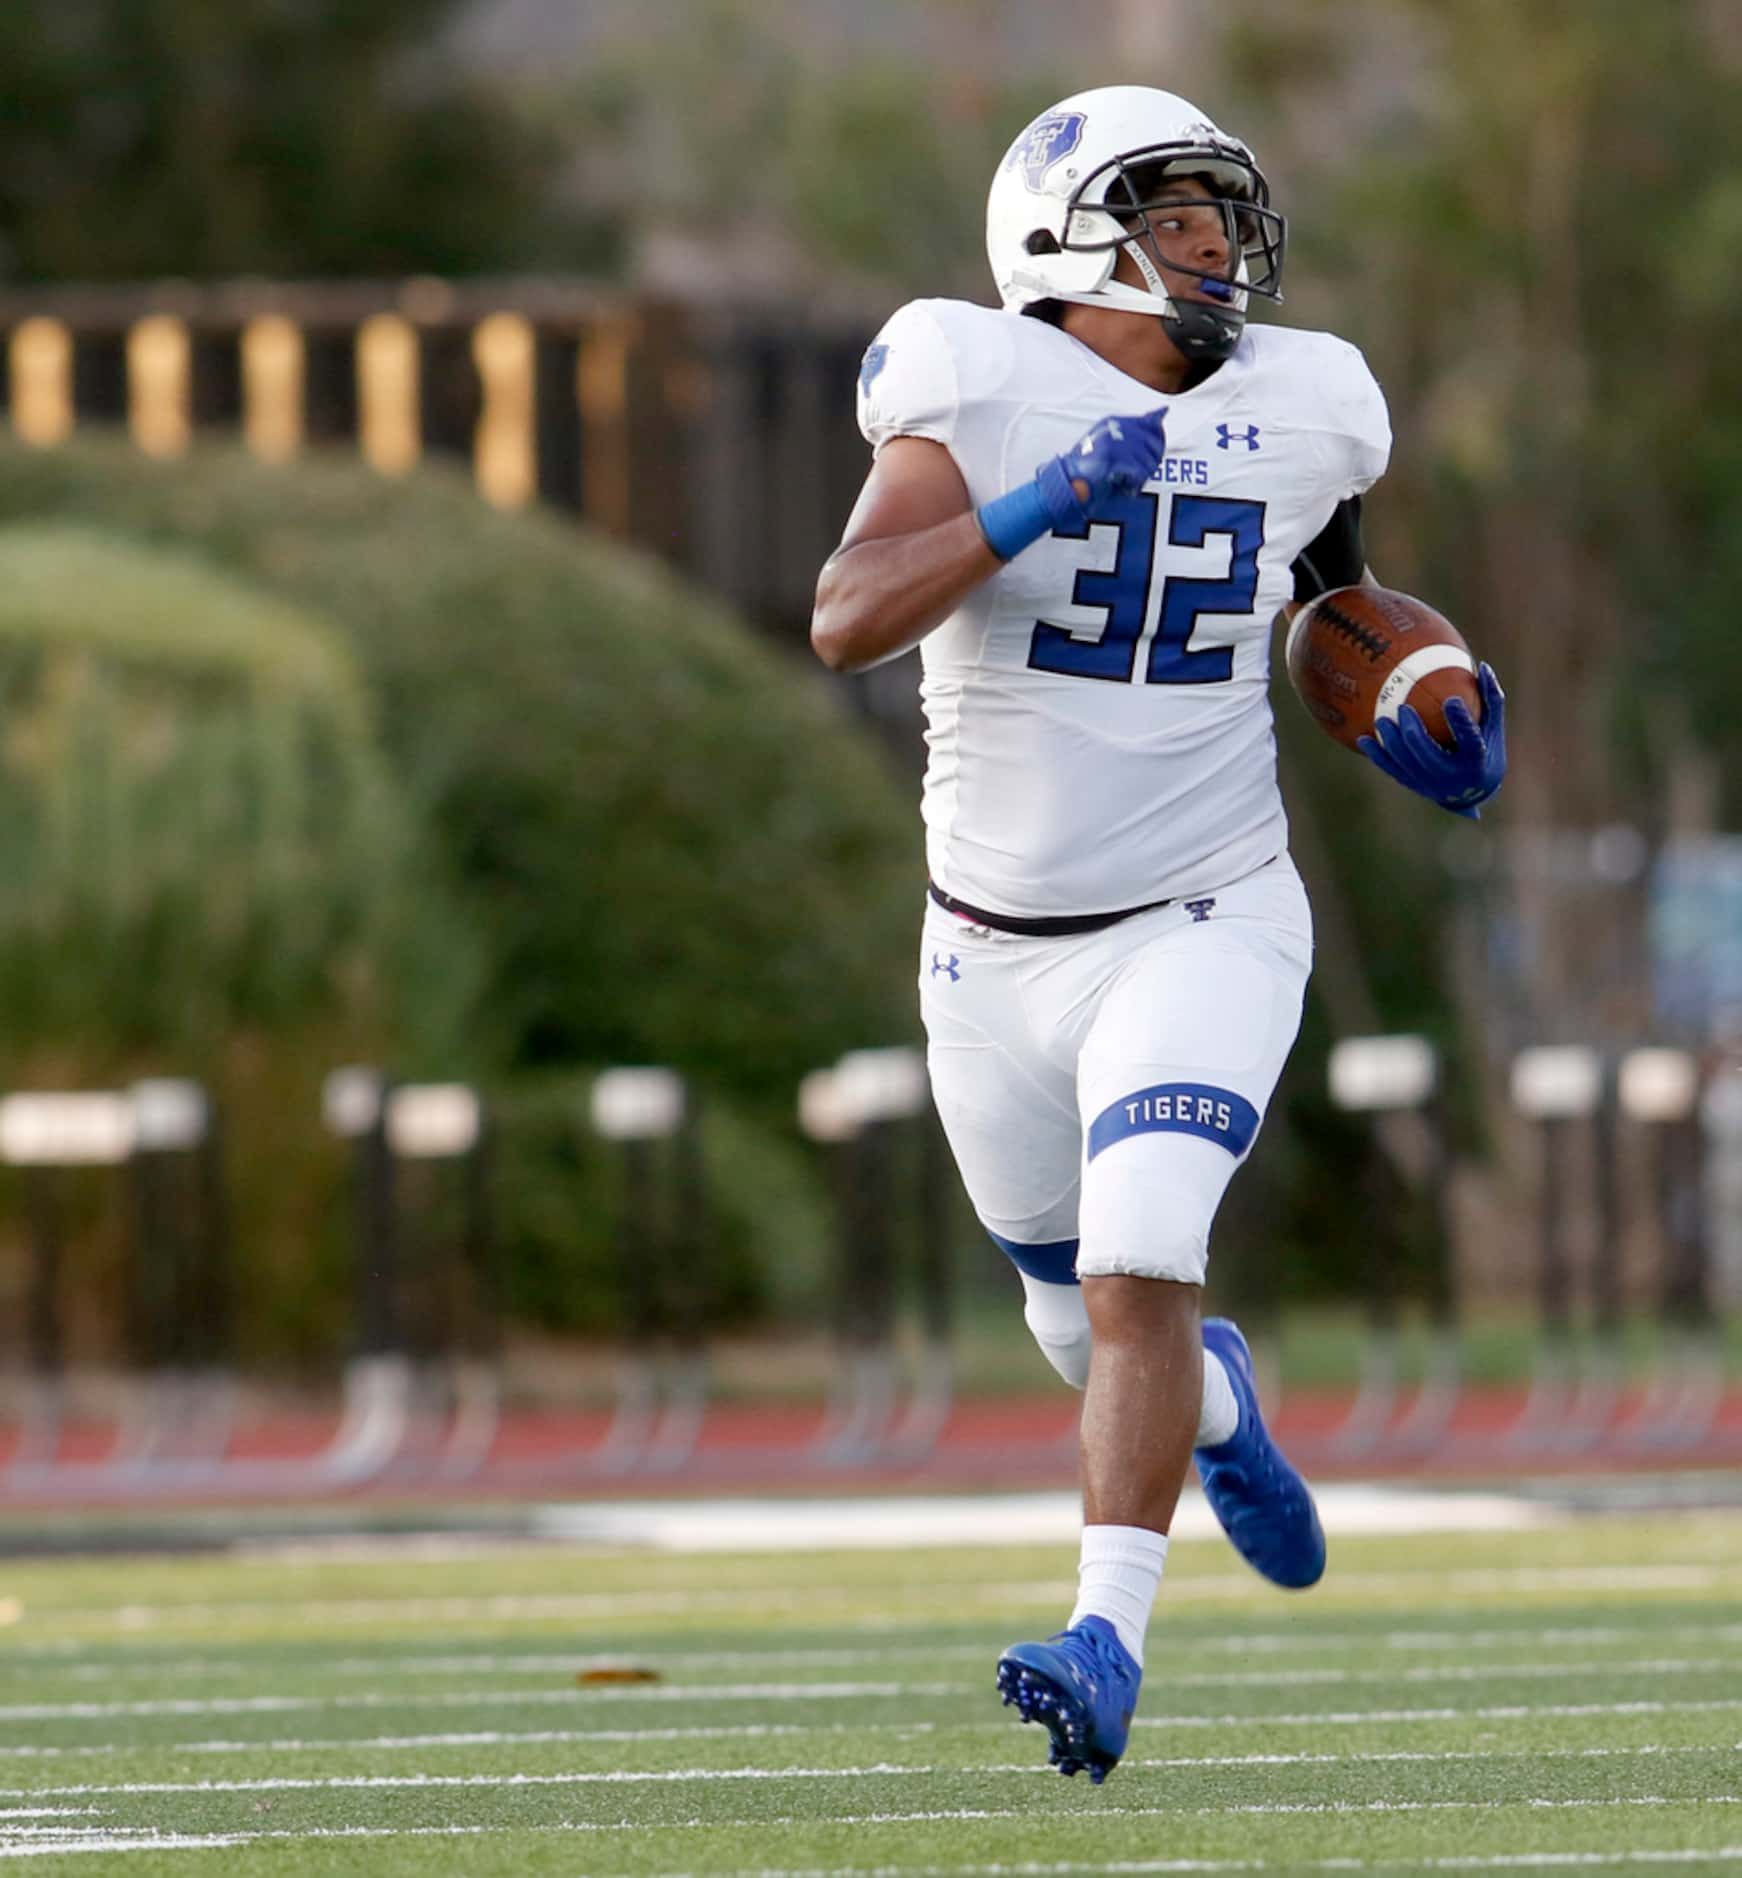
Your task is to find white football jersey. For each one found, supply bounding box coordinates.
[857,298,1391,918]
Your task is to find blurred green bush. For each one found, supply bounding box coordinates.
[491,1072,833,1341]
[0,523,476,1057]
[0,439,920,1098]
[0,444,921,1364]
[0,522,481,1365]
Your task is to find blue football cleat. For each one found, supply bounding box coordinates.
[995,1615,1141,1784]
[1196,1317,1326,1589]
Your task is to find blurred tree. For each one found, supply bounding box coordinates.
[1218,0,1742,1296]
[0,0,615,281]
[542,0,1061,301]
[0,523,476,1059]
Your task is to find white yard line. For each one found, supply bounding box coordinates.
[5,1760,1742,1803]
[704,1799,1742,1825]
[0,1840,254,1860]
[594,1852,1742,1877]
[603,1855,1742,1878]
[96,1587,1074,1626]
[0,1825,508,1860]
[0,1681,956,1722]
[42,1560,1733,1632]
[0,1723,827,1760]
[0,1766,997,1799]
[3,1655,1737,1725]
[2,1796,1735,1862]
[3,1695,1739,1755]
[18,1621,1742,1682]
[6,1841,1742,1871]
[1136,1697,1742,1730]
[0,1733,1729,1771]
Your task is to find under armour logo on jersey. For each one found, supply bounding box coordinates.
[1216,423,1261,451]
[930,953,961,982]
[858,343,890,396]
[1184,898,1217,922]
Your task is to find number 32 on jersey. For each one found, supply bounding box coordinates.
[1027,492,1266,686]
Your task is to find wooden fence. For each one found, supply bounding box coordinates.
[0,278,881,643]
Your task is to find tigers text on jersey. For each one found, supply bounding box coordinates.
[857,298,1391,920]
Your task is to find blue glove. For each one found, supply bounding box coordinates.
[975,408,1168,561]
[1357,662,1506,819]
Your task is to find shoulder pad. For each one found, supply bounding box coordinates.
[857,300,960,454]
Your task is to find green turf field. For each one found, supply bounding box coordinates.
[1,1507,1739,1873]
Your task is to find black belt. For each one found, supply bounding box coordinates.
[927,881,1173,937]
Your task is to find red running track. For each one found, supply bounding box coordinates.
[3,1383,1741,1508]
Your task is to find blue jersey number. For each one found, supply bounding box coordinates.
[1026,492,1266,686]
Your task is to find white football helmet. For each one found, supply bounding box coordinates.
[986,85,1285,362]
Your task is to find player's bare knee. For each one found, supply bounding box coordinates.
[1079,1270,1203,1338]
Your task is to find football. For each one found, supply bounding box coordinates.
[1284,585,1482,752]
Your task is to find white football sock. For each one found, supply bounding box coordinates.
[1196,1347,1239,1448]
[1019,1271,1091,1390]
[1068,1523,1168,1666]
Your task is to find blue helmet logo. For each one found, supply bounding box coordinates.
[1007,110,1086,193]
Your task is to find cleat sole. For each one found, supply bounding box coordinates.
[995,1653,1121,1784]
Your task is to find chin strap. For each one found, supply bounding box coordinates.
[1119,237,1244,363]
[1161,300,1244,362]
[1122,236,1170,300]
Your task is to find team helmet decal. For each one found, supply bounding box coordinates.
[986,87,1286,362]
[1007,110,1087,193]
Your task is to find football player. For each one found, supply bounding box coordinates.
[811,85,1504,1783]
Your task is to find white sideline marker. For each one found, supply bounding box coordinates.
[1329,1034,1437,1111]
[0,1094,134,1166]
[590,1067,685,1140]
[530,1484,1562,1552]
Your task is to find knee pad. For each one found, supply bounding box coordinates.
[1020,1272,1092,1390]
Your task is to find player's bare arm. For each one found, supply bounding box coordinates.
[813,402,1169,674]
[810,439,995,674]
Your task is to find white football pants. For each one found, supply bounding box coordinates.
[919,853,1312,1289]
